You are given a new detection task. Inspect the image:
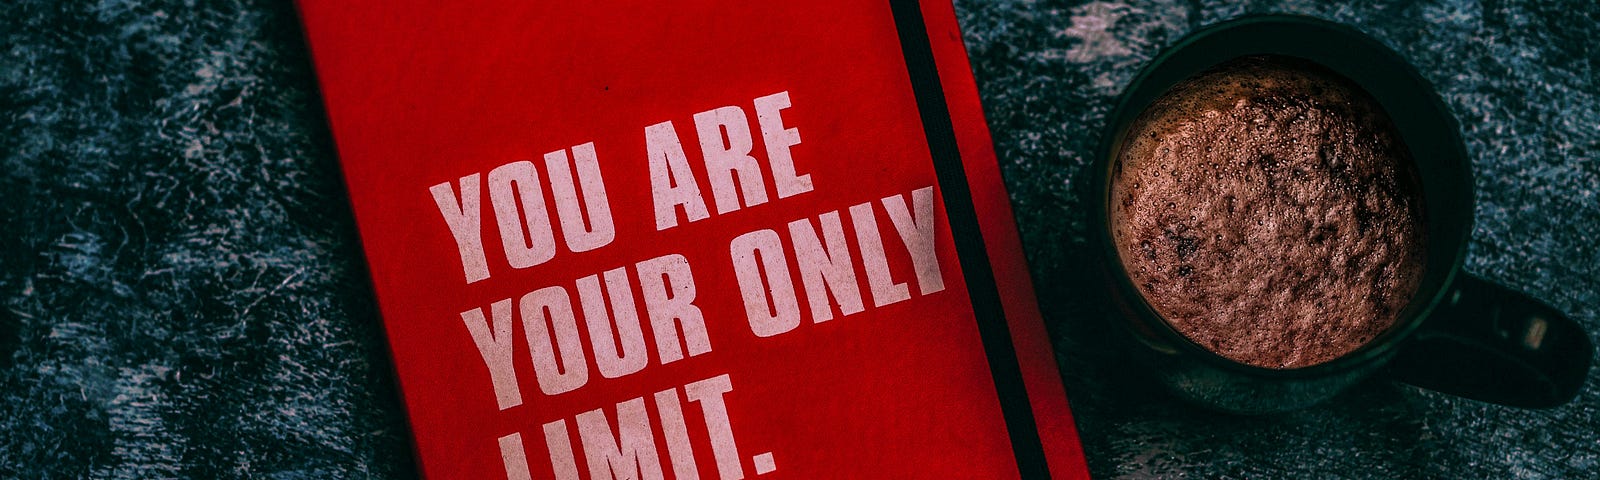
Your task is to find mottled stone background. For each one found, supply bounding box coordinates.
[2,0,1595,478]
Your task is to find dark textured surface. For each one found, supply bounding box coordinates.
[1,0,1595,478]
[1,1,412,477]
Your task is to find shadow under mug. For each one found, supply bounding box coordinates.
[1090,15,1592,413]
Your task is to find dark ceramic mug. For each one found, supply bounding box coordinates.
[1091,15,1592,413]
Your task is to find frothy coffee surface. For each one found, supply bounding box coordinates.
[1111,56,1426,369]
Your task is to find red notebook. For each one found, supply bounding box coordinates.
[297,1,1087,478]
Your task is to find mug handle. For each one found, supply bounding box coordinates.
[1386,274,1592,408]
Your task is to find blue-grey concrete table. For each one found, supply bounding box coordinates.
[3,0,1595,477]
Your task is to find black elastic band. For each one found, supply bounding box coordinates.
[887,1,1050,477]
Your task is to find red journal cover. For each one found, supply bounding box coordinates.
[297,1,1087,478]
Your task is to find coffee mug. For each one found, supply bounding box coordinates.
[1090,15,1592,413]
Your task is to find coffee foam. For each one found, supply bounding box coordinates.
[1111,56,1426,369]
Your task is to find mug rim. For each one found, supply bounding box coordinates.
[1091,14,1475,379]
